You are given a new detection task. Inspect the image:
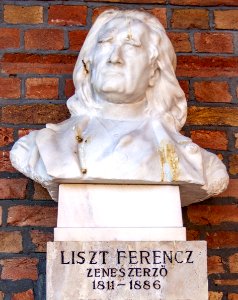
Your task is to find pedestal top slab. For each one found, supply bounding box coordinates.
[57,184,183,228]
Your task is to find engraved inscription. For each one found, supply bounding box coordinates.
[47,241,208,300]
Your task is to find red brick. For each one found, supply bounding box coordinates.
[177,56,238,77]
[148,8,167,28]
[0,128,14,147]
[194,81,231,103]
[168,32,191,53]
[18,128,34,139]
[218,179,238,198]
[208,256,224,275]
[26,78,59,100]
[4,5,43,24]
[12,289,34,300]
[0,78,21,99]
[235,133,238,149]
[7,206,57,227]
[0,28,20,49]
[187,229,200,240]
[0,257,38,280]
[31,230,53,252]
[1,104,70,125]
[171,9,209,29]
[0,53,76,75]
[0,179,27,199]
[48,5,87,26]
[0,151,16,172]
[33,183,51,200]
[188,205,238,225]
[214,279,238,286]
[25,29,64,50]
[209,292,223,300]
[206,231,238,248]
[0,207,2,226]
[179,80,189,98]
[215,10,238,29]
[92,7,116,23]
[229,253,238,273]
[229,154,238,175]
[187,106,238,126]
[170,0,238,5]
[93,7,167,28]
[89,0,165,2]
[0,232,22,253]
[229,294,238,300]
[190,130,228,150]
[65,79,75,98]
[194,32,233,53]
[69,30,88,51]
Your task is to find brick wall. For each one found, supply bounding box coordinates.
[0,0,237,299]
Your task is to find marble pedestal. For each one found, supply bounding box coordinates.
[54,184,186,241]
[47,184,208,299]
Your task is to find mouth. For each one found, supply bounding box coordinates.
[102,66,123,75]
[103,71,123,77]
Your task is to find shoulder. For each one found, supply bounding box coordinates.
[201,148,229,195]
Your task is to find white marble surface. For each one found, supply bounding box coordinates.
[54,228,186,241]
[47,241,208,300]
[10,9,229,205]
[55,184,186,241]
[57,184,183,228]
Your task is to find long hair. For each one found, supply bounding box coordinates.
[67,9,187,131]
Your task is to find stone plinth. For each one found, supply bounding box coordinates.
[55,184,186,241]
[47,241,208,300]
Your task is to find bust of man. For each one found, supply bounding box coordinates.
[10,10,228,205]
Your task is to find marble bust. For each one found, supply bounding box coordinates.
[10,10,229,205]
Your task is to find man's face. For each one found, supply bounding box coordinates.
[90,18,154,104]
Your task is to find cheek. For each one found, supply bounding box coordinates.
[92,48,109,67]
[94,45,112,60]
[129,61,150,81]
[91,58,105,80]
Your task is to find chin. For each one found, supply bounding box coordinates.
[100,83,125,94]
[102,92,125,104]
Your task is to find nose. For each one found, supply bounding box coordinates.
[108,46,123,64]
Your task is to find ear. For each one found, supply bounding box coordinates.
[149,63,159,87]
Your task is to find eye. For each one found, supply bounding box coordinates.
[98,37,113,44]
[124,42,141,51]
[124,38,142,48]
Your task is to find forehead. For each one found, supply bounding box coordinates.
[98,17,150,38]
